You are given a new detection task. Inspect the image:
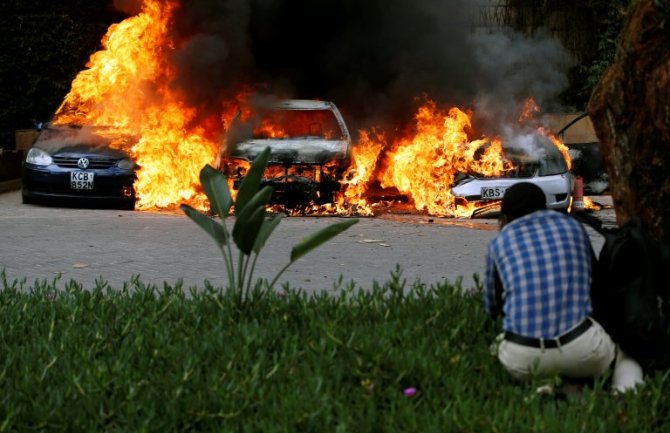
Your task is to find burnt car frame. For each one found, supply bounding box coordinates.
[218,99,352,206]
[22,124,137,210]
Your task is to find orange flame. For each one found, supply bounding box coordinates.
[583,197,602,211]
[519,98,572,171]
[378,101,511,217]
[336,129,387,215]
[518,98,541,123]
[252,110,340,140]
[334,99,572,218]
[53,0,218,210]
[544,128,572,171]
[51,1,574,218]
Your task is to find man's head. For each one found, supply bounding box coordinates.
[499,182,547,227]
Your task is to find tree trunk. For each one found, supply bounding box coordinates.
[588,0,670,242]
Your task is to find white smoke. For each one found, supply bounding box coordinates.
[469,28,573,134]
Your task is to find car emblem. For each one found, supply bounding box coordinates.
[77,158,90,169]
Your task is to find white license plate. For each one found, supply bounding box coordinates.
[71,171,95,190]
[481,186,507,200]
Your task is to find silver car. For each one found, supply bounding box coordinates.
[219,99,351,206]
[451,136,572,211]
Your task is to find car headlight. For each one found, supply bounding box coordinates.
[116,158,136,170]
[25,148,53,166]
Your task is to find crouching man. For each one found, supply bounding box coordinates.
[484,182,643,392]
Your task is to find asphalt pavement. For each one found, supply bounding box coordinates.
[0,189,615,293]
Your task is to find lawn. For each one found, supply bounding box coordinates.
[0,269,668,432]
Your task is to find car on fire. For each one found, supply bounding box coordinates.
[218,99,351,206]
[450,136,572,211]
[22,124,137,210]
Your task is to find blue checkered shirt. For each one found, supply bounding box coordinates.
[484,210,593,339]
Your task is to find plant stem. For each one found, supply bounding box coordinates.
[244,253,260,299]
[221,219,237,291]
[237,250,245,306]
[240,253,252,300]
[268,262,293,290]
[219,245,235,291]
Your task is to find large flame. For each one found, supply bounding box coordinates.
[378,101,511,217]
[52,0,573,218]
[337,129,387,215]
[53,0,217,210]
[336,99,573,217]
[252,110,341,140]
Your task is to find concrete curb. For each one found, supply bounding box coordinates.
[0,178,21,194]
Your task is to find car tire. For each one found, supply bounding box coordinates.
[21,192,36,205]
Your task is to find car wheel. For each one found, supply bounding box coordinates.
[120,200,136,211]
[21,192,36,205]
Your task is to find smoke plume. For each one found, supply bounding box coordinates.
[122,0,573,135]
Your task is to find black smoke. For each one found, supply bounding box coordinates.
[122,0,573,135]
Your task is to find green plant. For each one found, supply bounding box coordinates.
[2,270,669,432]
[180,147,358,302]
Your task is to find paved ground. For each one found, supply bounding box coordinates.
[0,189,615,293]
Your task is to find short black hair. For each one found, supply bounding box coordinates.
[501,182,547,222]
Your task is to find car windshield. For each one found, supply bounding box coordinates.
[470,137,568,178]
[239,109,345,140]
[503,137,567,177]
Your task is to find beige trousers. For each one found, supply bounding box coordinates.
[496,319,643,391]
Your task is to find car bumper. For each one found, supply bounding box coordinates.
[232,177,341,205]
[22,165,136,205]
[451,172,572,210]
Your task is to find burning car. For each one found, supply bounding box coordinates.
[450,135,572,211]
[219,99,351,206]
[22,124,137,210]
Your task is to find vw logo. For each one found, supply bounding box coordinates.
[77,158,90,169]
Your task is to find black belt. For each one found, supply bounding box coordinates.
[504,318,593,349]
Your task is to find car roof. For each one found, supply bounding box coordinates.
[265,99,336,110]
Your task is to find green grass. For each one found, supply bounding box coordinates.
[0,269,668,432]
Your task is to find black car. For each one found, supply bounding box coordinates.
[22,124,137,210]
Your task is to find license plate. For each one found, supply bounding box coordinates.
[481,186,507,200]
[71,171,95,190]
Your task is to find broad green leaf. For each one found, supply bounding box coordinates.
[235,147,271,216]
[232,186,274,255]
[180,204,228,247]
[253,215,283,255]
[233,206,265,255]
[290,219,359,263]
[200,165,232,219]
